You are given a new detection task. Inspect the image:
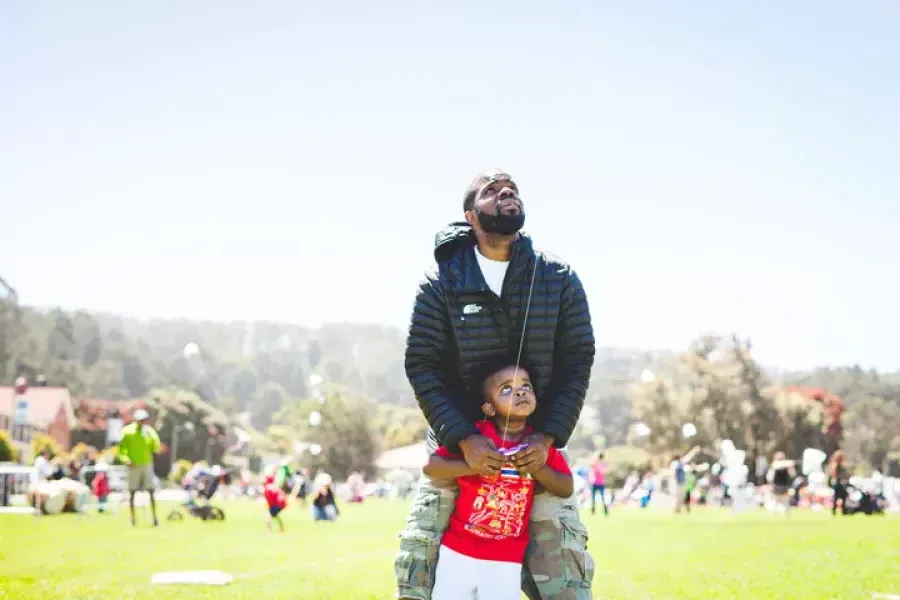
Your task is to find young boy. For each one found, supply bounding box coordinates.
[423,361,573,600]
[91,463,110,514]
[263,470,288,532]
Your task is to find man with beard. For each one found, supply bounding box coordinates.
[395,169,595,600]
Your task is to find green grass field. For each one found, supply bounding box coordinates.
[1,499,898,599]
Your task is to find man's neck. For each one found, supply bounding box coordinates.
[475,231,516,261]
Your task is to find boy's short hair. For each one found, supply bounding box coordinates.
[472,354,538,401]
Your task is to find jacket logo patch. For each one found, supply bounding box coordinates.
[462,304,482,315]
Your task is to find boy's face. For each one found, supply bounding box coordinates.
[482,365,536,421]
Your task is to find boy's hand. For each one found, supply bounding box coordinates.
[510,433,553,472]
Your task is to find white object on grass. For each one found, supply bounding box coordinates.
[152,570,234,585]
[633,422,651,437]
[309,411,322,427]
[310,444,322,456]
[682,423,697,438]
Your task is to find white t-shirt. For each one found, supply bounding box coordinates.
[34,455,52,482]
[475,248,509,297]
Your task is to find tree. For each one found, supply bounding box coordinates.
[251,381,288,430]
[30,433,61,462]
[279,391,380,479]
[842,396,900,474]
[632,334,831,480]
[604,445,652,487]
[0,430,16,462]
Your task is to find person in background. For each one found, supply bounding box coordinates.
[49,457,66,480]
[767,451,796,514]
[311,473,339,521]
[91,462,110,513]
[275,458,294,495]
[118,408,161,526]
[829,450,850,516]
[293,467,310,507]
[590,452,609,516]
[33,450,53,483]
[684,468,696,513]
[671,454,687,513]
[66,460,81,481]
[639,472,655,509]
[347,471,365,503]
[263,469,288,532]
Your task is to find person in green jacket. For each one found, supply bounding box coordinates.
[118,408,161,526]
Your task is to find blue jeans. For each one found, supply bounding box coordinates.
[590,484,608,515]
[312,504,337,521]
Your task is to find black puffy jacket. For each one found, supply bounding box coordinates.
[405,222,595,452]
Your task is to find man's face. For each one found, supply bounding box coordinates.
[466,172,525,236]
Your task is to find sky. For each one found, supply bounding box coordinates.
[1,1,898,371]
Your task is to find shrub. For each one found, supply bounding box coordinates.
[98,445,124,466]
[0,430,17,463]
[69,442,99,462]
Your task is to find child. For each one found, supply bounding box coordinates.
[91,463,110,514]
[263,470,288,532]
[423,361,573,600]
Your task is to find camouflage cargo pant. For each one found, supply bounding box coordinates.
[394,452,595,600]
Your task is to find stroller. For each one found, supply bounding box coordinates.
[167,467,227,522]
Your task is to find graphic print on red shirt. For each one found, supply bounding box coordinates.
[435,420,571,564]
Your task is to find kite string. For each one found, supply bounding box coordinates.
[500,255,540,450]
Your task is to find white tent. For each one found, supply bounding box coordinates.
[375,442,428,471]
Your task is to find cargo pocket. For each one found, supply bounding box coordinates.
[395,530,439,600]
[560,518,595,591]
[394,484,451,600]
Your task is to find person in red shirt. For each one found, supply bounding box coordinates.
[91,463,111,514]
[263,471,288,532]
[590,452,609,516]
[423,361,573,600]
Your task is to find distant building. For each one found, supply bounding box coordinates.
[0,381,74,455]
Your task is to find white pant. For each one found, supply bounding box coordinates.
[431,545,521,600]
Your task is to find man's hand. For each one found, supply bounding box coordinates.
[511,433,554,474]
[458,434,506,477]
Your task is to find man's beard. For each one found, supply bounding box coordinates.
[475,206,525,235]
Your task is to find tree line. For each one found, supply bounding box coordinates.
[2,294,897,479]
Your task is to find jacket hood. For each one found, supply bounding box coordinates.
[433,221,533,263]
[434,221,475,262]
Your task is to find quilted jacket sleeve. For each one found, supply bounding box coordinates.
[405,275,479,452]
[540,268,595,448]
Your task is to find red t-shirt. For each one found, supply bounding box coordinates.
[92,473,110,497]
[435,421,571,564]
[264,482,287,509]
[591,461,607,486]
